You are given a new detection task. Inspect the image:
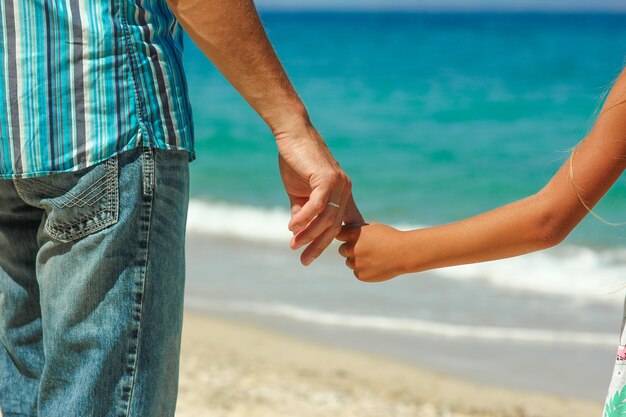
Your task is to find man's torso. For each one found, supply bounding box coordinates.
[0,0,194,179]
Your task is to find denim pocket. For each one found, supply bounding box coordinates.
[14,157,120,242]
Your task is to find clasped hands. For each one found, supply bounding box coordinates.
[277,122,404,283]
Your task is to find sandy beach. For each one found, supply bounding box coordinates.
[175,312,603,417]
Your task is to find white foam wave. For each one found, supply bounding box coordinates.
[186,298,616,347]
[431,246,626,301]
[186,199,292,243]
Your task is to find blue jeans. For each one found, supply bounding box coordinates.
[0,147,189,417]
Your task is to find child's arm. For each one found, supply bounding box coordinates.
[337,68,626,282]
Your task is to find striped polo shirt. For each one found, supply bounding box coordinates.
[0,0,195,179]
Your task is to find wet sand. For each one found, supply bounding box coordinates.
[175,312,602,417]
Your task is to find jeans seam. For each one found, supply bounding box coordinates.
[11,179,36,207]
[142,147,154,196]
[45,213,115,242]
[109,156,120,227]
[120,150,155,417]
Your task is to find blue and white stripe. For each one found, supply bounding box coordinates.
[0,0,195,179]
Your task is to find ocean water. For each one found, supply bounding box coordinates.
[185,12,626,242]
[184,12,626,305]
[181,12,626,399]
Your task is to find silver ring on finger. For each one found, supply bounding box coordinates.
[327,201,340,209]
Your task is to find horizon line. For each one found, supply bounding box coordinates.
[257,7,626,13]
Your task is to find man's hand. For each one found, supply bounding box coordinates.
[166,0,363,264]
[277,122,363,265]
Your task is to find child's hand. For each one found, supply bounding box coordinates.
[336,222,408,282]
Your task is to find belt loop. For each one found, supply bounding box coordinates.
[142,146,154,196]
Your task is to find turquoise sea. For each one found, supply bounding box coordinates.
[182,12,626,400]
[186,12,626,245]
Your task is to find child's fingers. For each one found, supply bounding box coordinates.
[345,256,355,270]
[338,242,354,258]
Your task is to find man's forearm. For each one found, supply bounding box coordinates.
[166,0,309,134]
[167,0,362,265]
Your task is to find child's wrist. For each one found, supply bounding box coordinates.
[398,230,427,275]
[394,231,419,275]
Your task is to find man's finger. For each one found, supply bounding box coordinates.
[291,188,347,249]
[298,187,349,261]
[287,194,310,234]
[287,194,306,214]
[336,225,362,242]
[288,186,330,233]
[300,223,342,265]
[343,194,364,225]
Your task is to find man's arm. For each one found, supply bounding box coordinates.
[166,0,362,265]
